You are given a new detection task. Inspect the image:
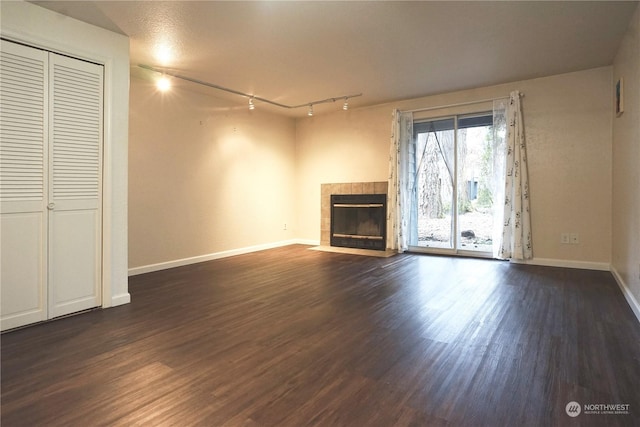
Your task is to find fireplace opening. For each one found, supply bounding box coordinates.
[330,194,387,251]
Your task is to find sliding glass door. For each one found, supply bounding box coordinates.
[412,113,498,255]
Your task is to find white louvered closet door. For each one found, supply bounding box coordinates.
[0,40,103,330]
[0,40,49,330]
[48,53,103,318]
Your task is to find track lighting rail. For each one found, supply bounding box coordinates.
[139,64,362,111]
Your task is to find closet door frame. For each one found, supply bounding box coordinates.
[2,1,132,322]
[2,34,117,310]
[0,37,110,330]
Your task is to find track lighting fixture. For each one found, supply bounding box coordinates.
[139,64,362,115]
[156,75,171,92]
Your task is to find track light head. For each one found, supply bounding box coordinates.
[308,104,314,116]
[343,98,349,111]
[156,75,171,92]
[249,97,255,110]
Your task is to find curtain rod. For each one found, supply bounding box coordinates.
[402,93,523,114]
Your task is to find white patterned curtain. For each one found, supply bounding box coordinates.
[492,99,507,258]
[498,91,532,260]
[387,110,413,252]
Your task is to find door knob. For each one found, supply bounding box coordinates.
[47,203,55,210]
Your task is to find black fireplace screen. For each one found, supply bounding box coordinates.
[330,194,387,250]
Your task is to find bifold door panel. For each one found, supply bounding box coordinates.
[0,40,103,331]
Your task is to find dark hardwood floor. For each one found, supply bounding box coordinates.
[2,245,640,426]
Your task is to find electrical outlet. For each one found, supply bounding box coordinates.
[561,233,570,244]
[570,233,579,244]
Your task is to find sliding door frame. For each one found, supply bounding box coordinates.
[409,112,494,259]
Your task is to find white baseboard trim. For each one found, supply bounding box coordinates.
[611,266,640,324]
[295,238,321,246]
[128,240,302,276]
[110,293,131,306]
[509,257,610,271]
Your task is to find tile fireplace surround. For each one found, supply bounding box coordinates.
[320,181,388,247]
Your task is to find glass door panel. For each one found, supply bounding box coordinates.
[457,115,494,253]
[414,118,455,249]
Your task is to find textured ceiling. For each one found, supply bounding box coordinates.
[31,1,639,117]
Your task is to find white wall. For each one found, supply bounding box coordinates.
[296,67,614,269]
[612,4,640,319]
[1,1,130,306]
[128,76,297,272]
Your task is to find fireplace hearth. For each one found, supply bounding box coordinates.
[331,194,387,251]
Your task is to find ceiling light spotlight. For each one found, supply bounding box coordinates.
[154,43,174,66]
[343,98,349,111]
[249,97,255,110]
[156,75,171,92]
[308,104,314,116]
